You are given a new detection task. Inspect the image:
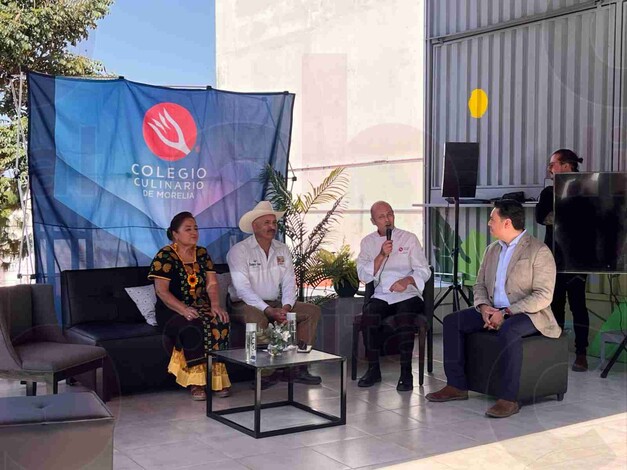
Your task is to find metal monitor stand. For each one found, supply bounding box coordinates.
[434,196,472,312]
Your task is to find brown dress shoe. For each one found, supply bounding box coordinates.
[485,399,520,418]
[572,354,588,372]
[425,385,468,402]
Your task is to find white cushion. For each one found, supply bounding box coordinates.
[125,285,158,326]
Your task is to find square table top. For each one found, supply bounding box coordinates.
[210,348,343,369]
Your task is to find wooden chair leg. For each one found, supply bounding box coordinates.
[351,322,359,380]
[418,325,427,386]
[25,382,37,396]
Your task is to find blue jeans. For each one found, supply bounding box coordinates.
[443,307,538,401]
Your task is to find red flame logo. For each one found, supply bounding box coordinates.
[143,103,197,161]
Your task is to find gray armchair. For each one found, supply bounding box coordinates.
[0,284,107,398]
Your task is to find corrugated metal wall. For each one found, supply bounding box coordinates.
[425,0,625,295]
[620,5,627,171]
[429,4,617,201]
[429,0,596,38]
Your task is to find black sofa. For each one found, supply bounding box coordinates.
[62,264,243,401]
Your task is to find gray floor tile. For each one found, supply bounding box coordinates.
[394,402,483,425]
[113,450,144,470]
[172,417,243,439]
[123,441,231,469]
[378,427,478,457]
[426,415,543,444]
[114,422,190,451]
[307,396,384,417]
[293,385,342,401]
[312,436,418,468]
[238,447,349,470]
[195,429,305,459]
[292,424,371,447]
[347,410,423,435]
[177,462,250,470]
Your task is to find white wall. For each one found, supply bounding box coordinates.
[216,0,426,256]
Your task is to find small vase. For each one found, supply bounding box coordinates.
[267,343,283,357]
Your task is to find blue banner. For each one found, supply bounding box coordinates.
[28,72,293,286]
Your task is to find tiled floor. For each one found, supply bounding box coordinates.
[1,334,625,470]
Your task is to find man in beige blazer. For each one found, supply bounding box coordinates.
[426,200,561,418]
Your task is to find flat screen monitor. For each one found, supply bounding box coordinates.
[554,172,627,273]
[441,142,479,199]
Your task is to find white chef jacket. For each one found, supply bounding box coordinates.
[357,227,431,305]
[227,235,297,312]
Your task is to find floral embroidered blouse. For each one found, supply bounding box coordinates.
[148,245,215,309]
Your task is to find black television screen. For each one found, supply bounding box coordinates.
[554,172,627,273]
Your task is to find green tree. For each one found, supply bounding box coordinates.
[0,0,114,264]
[0,117,26,264]
[1,0,114,115]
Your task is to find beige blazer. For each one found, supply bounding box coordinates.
[473,232,561,338]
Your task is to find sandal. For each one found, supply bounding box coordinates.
[190,385,207,401]
[214,388,231,398]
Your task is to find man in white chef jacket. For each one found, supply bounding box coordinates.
[356,201,431,391]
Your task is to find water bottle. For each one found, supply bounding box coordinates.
[245,323,257,362]
[287,312,297,347]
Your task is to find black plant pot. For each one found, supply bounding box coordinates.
[334,282,358,298]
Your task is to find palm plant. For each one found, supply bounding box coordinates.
[261,165,349,301]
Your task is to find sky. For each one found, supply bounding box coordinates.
[74,0,216,87]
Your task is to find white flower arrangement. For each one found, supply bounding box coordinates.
[265,321,290,354]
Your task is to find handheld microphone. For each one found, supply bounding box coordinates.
[386,227,392,241]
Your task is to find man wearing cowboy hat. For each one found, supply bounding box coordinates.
[227,201,322,386]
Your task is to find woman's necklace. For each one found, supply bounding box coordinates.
[171,243,199,295]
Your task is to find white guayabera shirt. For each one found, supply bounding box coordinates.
[357,227,431,305]
[227,235,298,312]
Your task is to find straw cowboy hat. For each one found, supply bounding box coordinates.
[239,201,285,234]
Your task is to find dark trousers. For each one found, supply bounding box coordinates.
[157,309,206,367]
[443,307,538,401]
[552,273,589,354]
[362,296,424,369]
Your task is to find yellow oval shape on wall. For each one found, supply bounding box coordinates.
[468,89,488,118]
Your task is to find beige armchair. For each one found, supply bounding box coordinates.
[0,284,107,398]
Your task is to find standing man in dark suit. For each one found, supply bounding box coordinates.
[536,148,590,371]
[427,200,561,418]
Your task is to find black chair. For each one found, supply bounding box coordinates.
[351,267,434,385]
[465,331,568,402]
[0,285,107,399]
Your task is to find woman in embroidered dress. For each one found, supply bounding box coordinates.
[148,212,231,400]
